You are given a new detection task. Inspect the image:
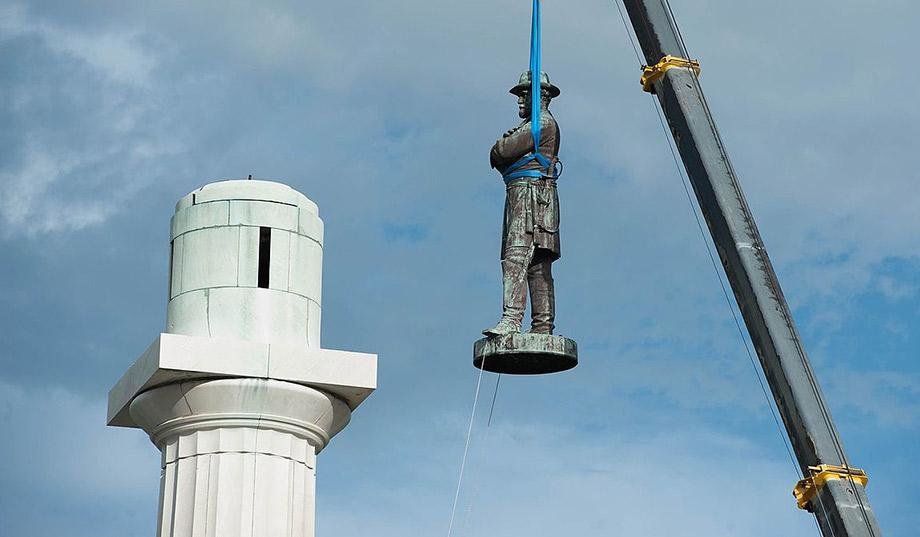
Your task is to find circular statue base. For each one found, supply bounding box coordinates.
[473,333,578,375]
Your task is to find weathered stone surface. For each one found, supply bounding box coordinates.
[165,180,325,344]
[176,226,241,293]
[170,199,230,238]
[108,332,377,427]
[228,199,299,231]
[473,332,577,375]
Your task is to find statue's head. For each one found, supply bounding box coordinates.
[510,70,560,118]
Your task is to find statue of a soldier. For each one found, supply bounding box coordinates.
[484,71,562,337]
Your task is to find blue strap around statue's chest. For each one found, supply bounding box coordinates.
[501,148,553,183]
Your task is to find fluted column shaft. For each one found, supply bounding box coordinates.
[129,378,351,537]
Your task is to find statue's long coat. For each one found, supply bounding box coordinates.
[489,109,561,260]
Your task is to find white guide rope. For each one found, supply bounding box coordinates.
[447,357,503,537]
[446,359,487,537]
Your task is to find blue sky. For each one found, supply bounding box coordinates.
[1,1,918,536]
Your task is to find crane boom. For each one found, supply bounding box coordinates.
[619,2,882,535]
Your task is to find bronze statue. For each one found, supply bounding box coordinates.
[484,71,562,337]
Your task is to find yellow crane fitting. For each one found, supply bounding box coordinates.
[793,464,869,511]
[640,55,701,92]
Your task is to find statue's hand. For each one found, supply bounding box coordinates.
[502,129,515,138]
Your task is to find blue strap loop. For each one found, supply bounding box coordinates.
[501,0,559,185]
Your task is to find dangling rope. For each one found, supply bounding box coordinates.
[460,374,502,531]
[447,5,545,529]
[448,3,552,534]
[446,365,503,536]
[446,357,487,537]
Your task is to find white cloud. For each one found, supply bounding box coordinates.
[825,369,920,428]
[0,3,183,237]
[0,137,179,236]
[0,3,156,85]
[0,147,69,228]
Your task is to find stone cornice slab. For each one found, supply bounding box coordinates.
[108,333,377,427]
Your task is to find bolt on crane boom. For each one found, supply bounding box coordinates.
[619,1,882,535]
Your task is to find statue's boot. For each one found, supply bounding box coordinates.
[483,246,532,337]
[528,255,555,335]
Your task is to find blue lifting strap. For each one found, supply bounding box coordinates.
[502,0,559,184]
[530,0,541,153]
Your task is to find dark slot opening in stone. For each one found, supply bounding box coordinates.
[258,227,271,289]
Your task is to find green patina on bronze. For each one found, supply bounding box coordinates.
[473,333,577,375]
[483,72,563,338]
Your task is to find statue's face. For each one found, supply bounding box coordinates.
[517,91,530,118]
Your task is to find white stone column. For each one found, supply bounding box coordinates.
[108,180,376,537]
[130,379,349,537]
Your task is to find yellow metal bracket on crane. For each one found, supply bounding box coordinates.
[640,55,701,92]
[793,464,869,511]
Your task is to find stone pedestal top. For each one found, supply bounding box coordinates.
[473,333,577,375]
[175,179,319,214]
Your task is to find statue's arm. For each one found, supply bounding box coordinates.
[490,145,501,169]
[491,125,534,170]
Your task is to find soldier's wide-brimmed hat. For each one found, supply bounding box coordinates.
[509,70,561,98]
